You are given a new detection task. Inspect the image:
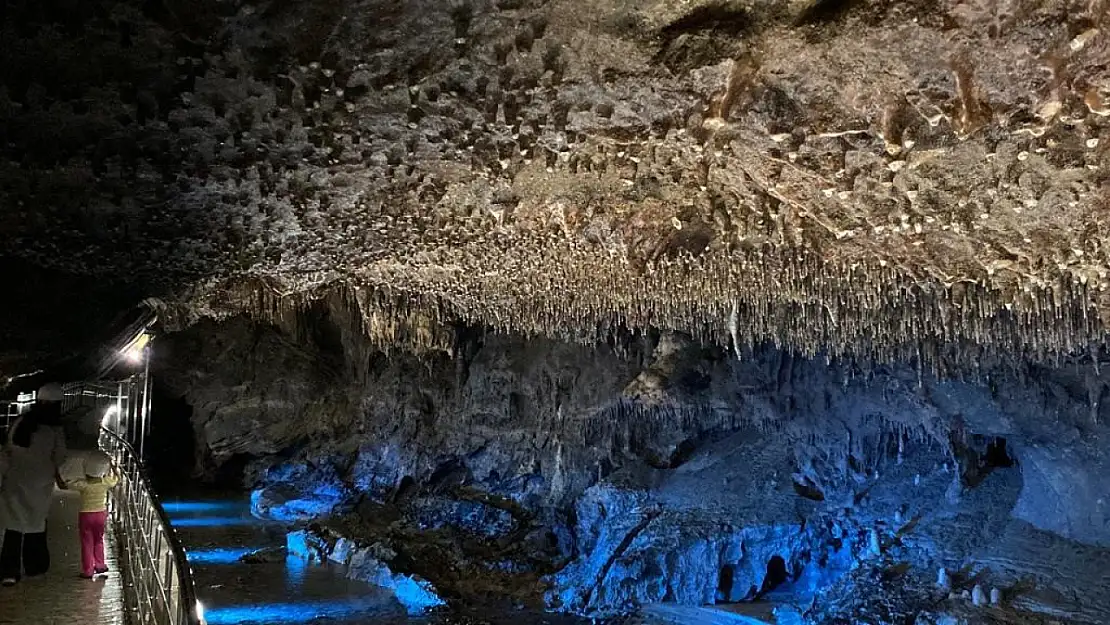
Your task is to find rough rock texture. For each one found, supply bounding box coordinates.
[160,312,1110,623]
[546,436,822,617]
[4,1,1110,376]
[8,2,1110,622]
[287,529,446,614]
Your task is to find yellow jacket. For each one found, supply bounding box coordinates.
[67,474,119,513]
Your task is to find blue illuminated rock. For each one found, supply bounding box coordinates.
[251,462,351,522]
[547,433,839,617]
[346,547,446,615]
[170,320,1110,621]
[287,528,445,615]
[407,495,517,538]
[285,530,323,562]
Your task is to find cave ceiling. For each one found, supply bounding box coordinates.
[1,0,1109,374]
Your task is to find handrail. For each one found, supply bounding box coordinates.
[99,426,205,625]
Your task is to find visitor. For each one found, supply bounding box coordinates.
[0,383,68,586]
[64,450,118,579]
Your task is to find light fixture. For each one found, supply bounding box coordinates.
[196,599,207,624]
[119,332,151,364]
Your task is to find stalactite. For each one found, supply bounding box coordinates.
[174,227,1109,377]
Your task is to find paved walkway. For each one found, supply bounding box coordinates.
[0,489,127,625]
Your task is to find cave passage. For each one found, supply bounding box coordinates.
[716,564,735,602]
[758,555,789,597]
[962,435,1019,489]
[3,0,1109,618]
[984,437,1016,469]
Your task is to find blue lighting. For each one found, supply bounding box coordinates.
[185,548,256,565]
[285,554,307,591]
[167,516,259,528]
[201,601,384,624]
[162,501,244,514]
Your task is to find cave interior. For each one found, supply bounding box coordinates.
[3,0,1110,624]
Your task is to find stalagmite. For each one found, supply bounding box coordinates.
[972,585,986,606]
[990,587,1001,605]
[936,567,950,592]
[867,529,881,558]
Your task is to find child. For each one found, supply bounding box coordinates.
[66,451,118,579]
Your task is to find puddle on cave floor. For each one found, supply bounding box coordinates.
[163,494,590,625]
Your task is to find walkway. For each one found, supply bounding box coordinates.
[0,489,126,625]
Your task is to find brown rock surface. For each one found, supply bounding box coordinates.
[2,1,1110,370]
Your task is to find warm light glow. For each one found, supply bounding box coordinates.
[101,405,120,427]
[119,332,151,364]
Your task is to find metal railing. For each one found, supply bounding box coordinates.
[1,392,35,435]
[99,426,205,625]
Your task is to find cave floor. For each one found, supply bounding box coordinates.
[0,490,126,625]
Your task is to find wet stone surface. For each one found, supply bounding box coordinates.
[0,491,126,625]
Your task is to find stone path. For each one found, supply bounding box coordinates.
[0,489,127,625]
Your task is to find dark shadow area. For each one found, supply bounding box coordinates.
[146,381,197,491]
[209,453,254,490]
[654,3,751,73]
[793,0,861,25]
[660,3,751,37]
[757,555,788,597]
[792,478,826,501]
[984,436,1015,469]
[393,475,418,503]
[716,564,735,602]
[963,435,1018,489]
[0,259,145,379]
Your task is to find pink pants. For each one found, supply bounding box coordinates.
[78,510,108,576]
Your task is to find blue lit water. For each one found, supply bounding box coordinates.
[165,495,591,625]
[165,496,409,624]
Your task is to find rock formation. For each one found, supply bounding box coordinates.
[4,1,1110,624]
[2,0,1109,375]
[150,302,1110,623]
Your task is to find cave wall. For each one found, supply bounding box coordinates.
[149,303,1110,620]
[158,304,1110,551]
[930,367,1110,546]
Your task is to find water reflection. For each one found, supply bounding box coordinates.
[165,496,592,625]
[286,554,307,592]
[166,497,403,624]
[203,599,400,625]
[185,548,257,565]
[170,516,263,527]
[163,501,244,514]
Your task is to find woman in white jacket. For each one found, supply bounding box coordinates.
[0,383,68,586]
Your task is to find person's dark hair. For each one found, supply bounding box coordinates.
[11,403,63,447]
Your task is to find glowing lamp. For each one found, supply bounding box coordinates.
[120,332,151,364]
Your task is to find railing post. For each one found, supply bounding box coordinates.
[99,426,203,625]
